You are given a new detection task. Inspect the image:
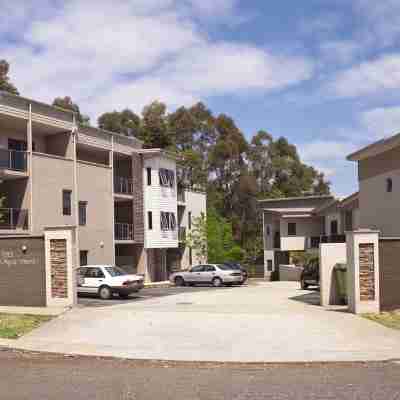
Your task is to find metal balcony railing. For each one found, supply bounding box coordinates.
[115,223,134,241]
[0,149,27,171]
[179,226,186,242]
[114,176,133,194]
[0,208,28,230]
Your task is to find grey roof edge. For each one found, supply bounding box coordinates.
[258,194,334,203]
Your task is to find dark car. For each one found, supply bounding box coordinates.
[223,262,248,282]
[300,258,319,290]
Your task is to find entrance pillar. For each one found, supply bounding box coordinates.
[346,229,380,314]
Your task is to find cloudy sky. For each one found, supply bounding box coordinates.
[2,0,400,196]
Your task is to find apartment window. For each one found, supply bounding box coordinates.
[148,211,153,230]
[147,168,152,186]
[79,201,87,226]
[159,168,175,188]
[288,223,297,236]
[80,250,88,266]
[267,260,273,272]
[387,178,393,193]
[160,212,177,231]
[62,190,72,216]
[188,212,192,230]
[330,220,338,235]
[266,225,271,236]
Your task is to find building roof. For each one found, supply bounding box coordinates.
[347,132,400,161]
[258,194,333,203]
[339,191,359,208]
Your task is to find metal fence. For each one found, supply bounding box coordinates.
[0,208,29,230]
[114,176,133,194]
[0,149,27,171]
[115,223,134,241]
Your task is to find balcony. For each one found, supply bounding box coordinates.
[115,223,134,241]
[114,176,133,195]
[0,149,28,179]
[179,226,186,242]
[177,188,185,204]
[0,208,28,231]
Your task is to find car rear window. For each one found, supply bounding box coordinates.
[105,266,128,277]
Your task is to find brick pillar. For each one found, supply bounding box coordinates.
[346,229,380,314]
[132,153,144,243]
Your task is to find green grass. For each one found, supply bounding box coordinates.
[0,313,52,339]
[363,311,400,330]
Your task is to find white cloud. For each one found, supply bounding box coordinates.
[360,106,400,138]
[300,140,358,163]
[328,54,400,97]
[319,40,362,64]
[0,0,313,121]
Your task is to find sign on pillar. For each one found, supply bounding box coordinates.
[346,230,380,314]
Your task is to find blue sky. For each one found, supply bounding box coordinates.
[2,0,400,197]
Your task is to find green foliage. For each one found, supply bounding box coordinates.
[185,212,208,264]
[141,101,170,148]
[98,109,141,137]
[0,60,19,95]
[52,96,90,126]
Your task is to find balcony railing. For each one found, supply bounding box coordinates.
[0,149,27,172]
[115,223,134,241]
[0,208,28,230]
[320,235,346,244]
[114,176,133,195]
[179,226,186,242]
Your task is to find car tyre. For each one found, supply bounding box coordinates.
[174,276,185,287]
[98,285,112,300]
[212,277,223,287]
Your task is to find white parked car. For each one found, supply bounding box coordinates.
[77,265,144,300]
[170,264,244,287]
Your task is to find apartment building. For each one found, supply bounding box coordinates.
[0,91,206,282]
[260,193,359,272]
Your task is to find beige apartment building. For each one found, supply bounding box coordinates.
[0,91,206,282]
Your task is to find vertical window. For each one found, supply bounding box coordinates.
[62,190,72,216]
[330,220,338,235]
[79,201,87,226]
[147,168,152,186]
[80,250,88,266]
[148,211,153,230]
[267,260,273,272]
[188,212,192,230]
[159,168,175,187]
[160,212,176,231]
[266,225,271,236]
[387,178,393,193]
[288,223,296,236]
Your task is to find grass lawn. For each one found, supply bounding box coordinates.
[364,311,400,330]
[0,313,52,339]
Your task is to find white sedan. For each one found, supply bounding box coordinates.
[77,265,144,300]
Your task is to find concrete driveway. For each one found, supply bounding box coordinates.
[15,281,400,362]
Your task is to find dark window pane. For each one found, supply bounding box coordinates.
[288,223,296,236]
[79,201,87,226]
[63,190,72,216]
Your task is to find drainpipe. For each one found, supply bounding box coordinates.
[28,103,33,234]
[72,117,79,306]
[111,135,115,265]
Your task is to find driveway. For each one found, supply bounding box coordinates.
[15,281,400,363]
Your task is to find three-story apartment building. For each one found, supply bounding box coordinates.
[0,91,206,282]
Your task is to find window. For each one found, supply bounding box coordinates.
[288,223,297,236]
[205,265,216,272]
[62,190,72,216]
[345,211,353,232]
[190,265,204,273]
[160,212,177,231]
[387,178,393,193]
[148,211,153,230]
[159,168,175,188]
[79,251,88,266]
[85,267,105,279]
[147,168,152,186]
[330,220,338,235]
[267,260,273,272]
[266,225,271,236]
[188,212,192,230]
[79,201,87,226]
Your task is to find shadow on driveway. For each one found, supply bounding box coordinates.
[289,289,321,306]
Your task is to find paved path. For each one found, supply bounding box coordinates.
[14,282,400,362]
[1,349,400,399]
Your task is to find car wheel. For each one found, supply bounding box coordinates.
[98,285,112,300]
[300,279,308,290]
[174,276,185,287]
[212,277,223,287]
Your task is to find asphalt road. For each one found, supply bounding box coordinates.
[1,349,400,400]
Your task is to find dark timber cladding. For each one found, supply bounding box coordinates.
[0,236,46,306]
[359,243,375,301]
[379,239,400,310]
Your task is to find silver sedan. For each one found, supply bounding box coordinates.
[170,264,244,287]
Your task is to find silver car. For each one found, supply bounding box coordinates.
[170,264,244,287]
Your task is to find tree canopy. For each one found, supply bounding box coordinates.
[0,60,19,95]
[52,96,90,126]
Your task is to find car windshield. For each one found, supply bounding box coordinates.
[217,264,234,271]
[105,266,128,277]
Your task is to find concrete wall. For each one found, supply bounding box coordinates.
[279,217,321,251]
[31,153,75,234]
[319,243,347,307]
[359,168,400,236]
[77,161,114,265]
[45,132,73,158]
[0,236,46,306]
